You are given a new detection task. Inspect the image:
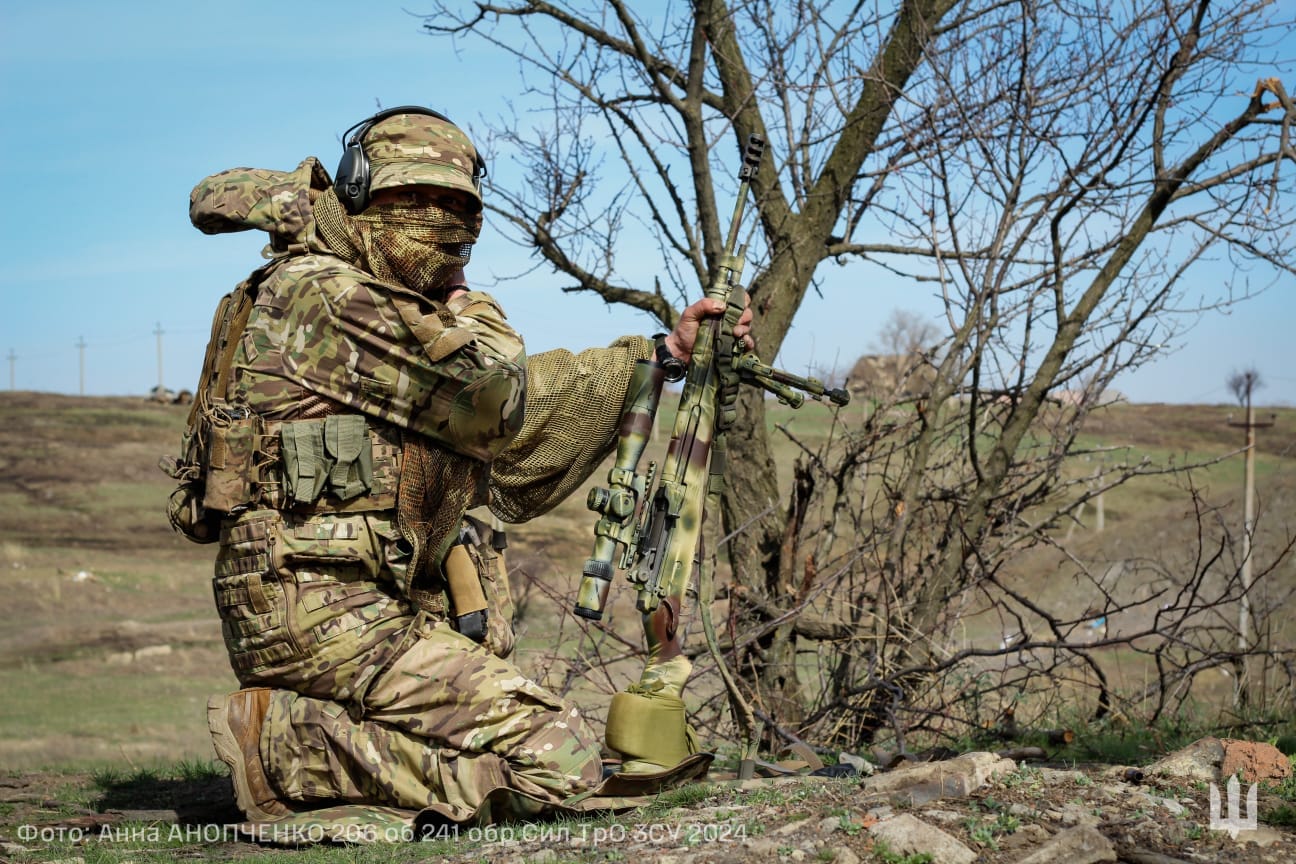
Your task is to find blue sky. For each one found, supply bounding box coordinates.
[1,2,1292,406]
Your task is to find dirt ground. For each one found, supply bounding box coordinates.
[1,393,1293,863]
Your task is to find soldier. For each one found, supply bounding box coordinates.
[179,106,751,824]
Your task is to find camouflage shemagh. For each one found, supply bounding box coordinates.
[315,188,479,295]
[396,432,483,615]
[315,186,489,613]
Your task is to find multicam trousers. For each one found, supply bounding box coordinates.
[213,507,601,820]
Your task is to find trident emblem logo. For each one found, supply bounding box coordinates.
[1208,775,1258,839]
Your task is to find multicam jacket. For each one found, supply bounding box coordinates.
[187,156,652,517]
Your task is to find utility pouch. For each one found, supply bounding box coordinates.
[280,416,375,507]
[202,404,263,513]
[161,430,221,544]
[323,415,373,501]
[280,420,329,505]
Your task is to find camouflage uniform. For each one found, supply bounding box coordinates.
[188,115,651,822]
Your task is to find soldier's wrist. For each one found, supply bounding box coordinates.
[652,333,687,381]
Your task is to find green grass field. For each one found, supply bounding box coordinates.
[0,392,1292,772]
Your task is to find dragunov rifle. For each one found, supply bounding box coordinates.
[574,134,849,773]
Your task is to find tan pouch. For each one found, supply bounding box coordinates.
[203,407,263,512]
[160,429,220,544]
[165,481,221,544]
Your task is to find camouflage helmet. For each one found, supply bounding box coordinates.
[334,106,485,214]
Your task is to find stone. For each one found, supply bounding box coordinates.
[774,818,809,836]
[1145,736,1224,783]
[1008,802,1044,818]
[868,813,977,864]
[1233,824,1287,847]
[1143,736,1292,785]
[1219,739,1292,784]
[838,752,874,776]
[999,824,1051,849]
[742,838,783,856]
[1055,802,1101,827]
[816,816,840,834]
[1130,791,1185,816]
[859,752,1016,806]
[829,847,860,864]
[1010,825,1116,864]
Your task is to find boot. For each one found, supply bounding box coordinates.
[207,688,292,821]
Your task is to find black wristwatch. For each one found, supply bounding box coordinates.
[652,333,686,382]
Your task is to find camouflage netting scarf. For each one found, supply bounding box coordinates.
[314,187,488,611]
[396,433,485,614]
[314,188,478,295]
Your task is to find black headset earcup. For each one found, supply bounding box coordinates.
[334,142,369,214]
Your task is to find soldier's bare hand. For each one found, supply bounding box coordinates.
[664,297,755,363]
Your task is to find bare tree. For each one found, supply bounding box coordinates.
[1228,367,1264,405]
[424,1,1296,743]
[871,309,940,359]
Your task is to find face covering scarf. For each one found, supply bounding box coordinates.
[315,188,480,295]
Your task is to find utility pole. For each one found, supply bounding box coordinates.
[153,322,165,397]
[7,349,14,391]
[1227,370,1275,708]
[76,336,87,396]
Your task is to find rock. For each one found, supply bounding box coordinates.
[774,819,809,836]
[1055,802,1101,827]
[1008,802,1044,818]
[838,752,874,776]
[868,813,976,864]
[1010,825,1115,864]
[742,838,783,856]
[1144,736,1292,785]
[1,842,30,856]
[1037,768,1088,784]
[999,823,1050,849]
[1219,739,1292,784]
[816,816,840,834]
[829,847,860,864]
[1145,736,1224,783]
[133,644,172,660]
[1130,791,1185,816]
[860,752,1015,806]
[1233,824,1287,847]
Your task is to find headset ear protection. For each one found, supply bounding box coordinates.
[333,105,486,215]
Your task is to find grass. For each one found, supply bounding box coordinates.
[0,392,1294,857]
[872,841,934,864]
